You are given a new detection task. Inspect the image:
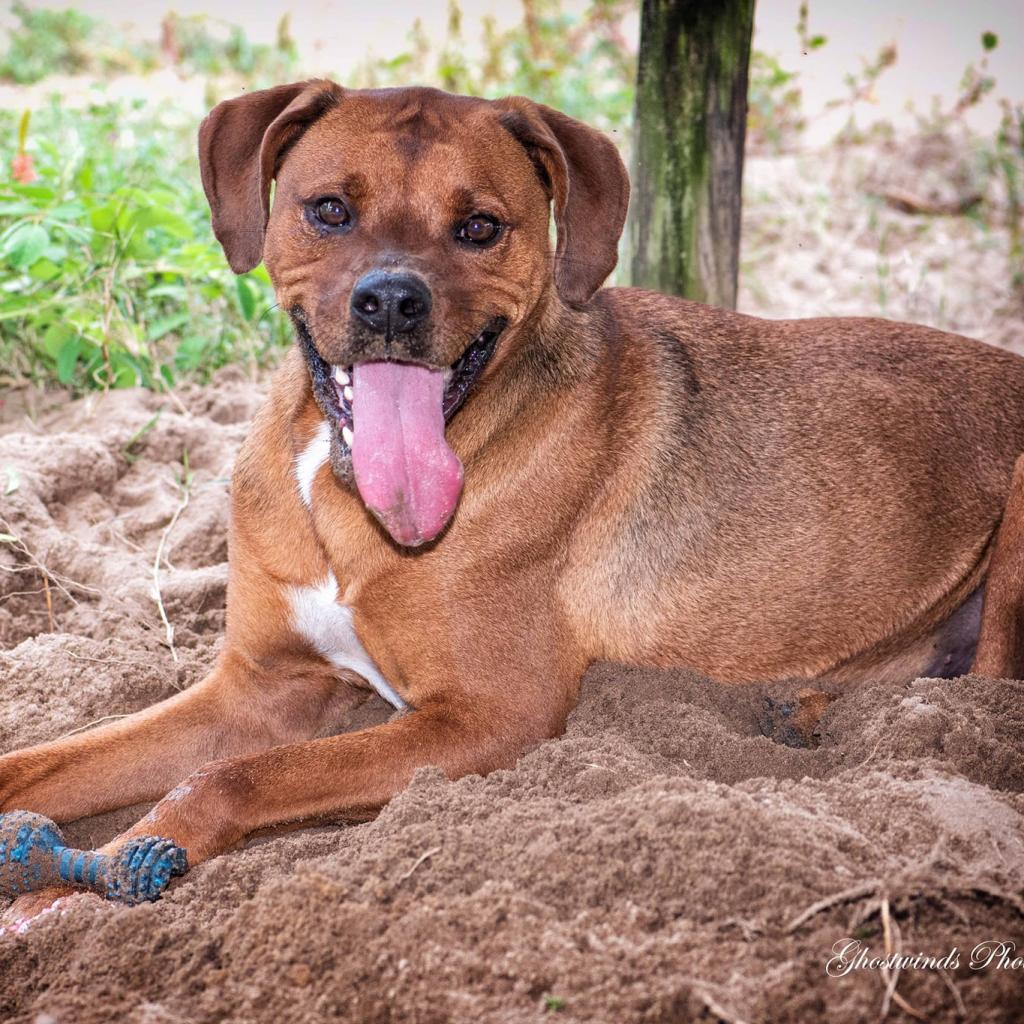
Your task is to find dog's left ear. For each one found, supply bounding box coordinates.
[198,79,343,273]
[494,98,629,305]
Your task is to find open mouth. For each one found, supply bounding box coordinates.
[323,318,506,457]
[295,313,507,547]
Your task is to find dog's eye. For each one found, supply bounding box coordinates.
[315,198,350,227]
[456,214,501,246]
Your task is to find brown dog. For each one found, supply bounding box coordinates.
[3,80,1024,921]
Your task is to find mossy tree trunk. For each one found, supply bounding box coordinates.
[626,0,755,308]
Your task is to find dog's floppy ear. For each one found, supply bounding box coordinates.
[494,97,629,305]
[198,80,343,273]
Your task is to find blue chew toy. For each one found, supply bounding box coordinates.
[0,810,188,906]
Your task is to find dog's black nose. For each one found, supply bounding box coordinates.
[350,271,432,335]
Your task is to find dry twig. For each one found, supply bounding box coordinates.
[399,846,441,881]
[40,571,54,631]
[151,464,193,670]
[785,882,881,934]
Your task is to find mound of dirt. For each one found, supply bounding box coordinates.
[2,380,1024,1023]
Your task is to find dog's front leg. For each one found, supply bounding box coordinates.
[0,651,364,933]
[119,686,571,862]
[0,649,355,824]
[2,677,576,920]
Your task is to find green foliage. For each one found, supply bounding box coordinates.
[350,0,636,134]
[1,0,636,396]
[0,99,288,392]
[747,50,805,153]
[0,3,116,84]
[156,13,299,83]
[0,5,297,87]
[988,100,1024,298]
[796,2,827,53]
[747,2,826,154]
[0,0,636,395]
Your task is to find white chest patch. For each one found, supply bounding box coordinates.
[288,572,407,710]
[294,420,332,508]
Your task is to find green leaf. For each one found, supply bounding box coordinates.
[110,353,140,388]
[39,321,75,357]
[146,284,188,300]
[119,204,192,240]
[28,257,61,281]
[89,204,117,233]
[48,201,88,221]
[0,200,43,217]
[982,31,998,51]
[236,275,257,320]
[9,183,54,201]
[56,336,81,383]
[122,410,162,462]
[2,222,50,269]
[174,335,209,371]
[147,311,190,342]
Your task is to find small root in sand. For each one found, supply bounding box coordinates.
[150,454,194,671]
[0,516,101,607]
[399,846,441,881]
[786,878,1024,935]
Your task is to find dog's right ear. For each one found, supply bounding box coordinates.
[198,80,343,273]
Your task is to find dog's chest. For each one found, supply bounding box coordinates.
[289,424,406,711]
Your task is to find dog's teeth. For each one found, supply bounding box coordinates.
[334,367,350,385]
[342,425,354,447]
[343,385,353,402]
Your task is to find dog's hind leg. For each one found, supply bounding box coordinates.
[973,454,1024,678]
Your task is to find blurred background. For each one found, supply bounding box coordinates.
[0,0,1021,397]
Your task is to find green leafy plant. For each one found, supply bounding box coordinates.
[746,2,826,154]
[0,3,111,84]
[0,98,289,392]
[746,50,805,153]
[0,5,297,87]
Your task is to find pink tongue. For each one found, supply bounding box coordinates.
[351,361,463,546]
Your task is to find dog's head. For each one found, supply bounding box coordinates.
[198,81,628,546]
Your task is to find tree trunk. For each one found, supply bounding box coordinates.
[626,0,754,308]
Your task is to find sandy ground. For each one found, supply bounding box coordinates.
[740,132,1024,355]
[2,134,1024,1019]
